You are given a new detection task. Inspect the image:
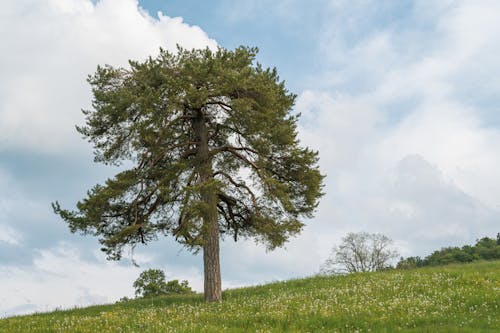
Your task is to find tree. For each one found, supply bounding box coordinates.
[133,268,194,298]
[133,269,168,298]
[321,232,398,274]
[53,46,324,302]
[165,279,194,294]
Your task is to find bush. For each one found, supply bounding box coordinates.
[396,256,424,270]
[165,279,194,294]
[133,269,194,298]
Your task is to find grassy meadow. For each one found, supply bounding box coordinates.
[1,261,499,332]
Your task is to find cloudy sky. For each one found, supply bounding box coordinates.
[1,0,499,316]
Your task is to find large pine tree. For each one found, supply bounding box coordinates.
[53,46,324,301]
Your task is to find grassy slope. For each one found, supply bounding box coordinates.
[1,261,499,333]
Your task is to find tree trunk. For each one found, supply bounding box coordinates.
[193,109,222,302]
[202,198,222,302]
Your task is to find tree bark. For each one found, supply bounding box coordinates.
[193,109,222,302]
[202,195,222,302]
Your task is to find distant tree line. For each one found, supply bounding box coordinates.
[397,234,500,269]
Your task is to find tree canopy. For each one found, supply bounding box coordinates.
[53,46,324,301]
[133,268,193,298]
[133,269,168,298]
[321,232,398,274]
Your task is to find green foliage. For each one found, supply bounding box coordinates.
[165,279,193,295]
[133,269,193,298]
[52,46,324,260]
[133,269,168,298]
[397,233,500,269]
[2,261,499,332]
[116,297,131,303]
[396,256,425,270]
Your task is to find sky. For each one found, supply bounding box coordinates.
[1,0,500,316]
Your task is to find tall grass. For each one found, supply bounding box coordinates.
[1,261,499,332]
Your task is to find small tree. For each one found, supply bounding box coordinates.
[321,232,398,274]
[165,279,194,294]
[133,269,168,298]
[133,268,194,298]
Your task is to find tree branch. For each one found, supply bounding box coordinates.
[213,171,258,210]
[211,145,259,155]
[211,146,261,175]
[205,101,232,111]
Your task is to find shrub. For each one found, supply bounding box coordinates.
[133,269,194,298]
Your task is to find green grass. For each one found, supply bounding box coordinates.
[1,261,499,332]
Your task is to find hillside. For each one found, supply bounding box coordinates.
[1,261,499,332]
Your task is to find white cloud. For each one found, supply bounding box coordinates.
[376,104,500,209]
[220,228,322,287]
[0,225,22,246]
[0,244,137,317]
[0,0,216,154]
[0,170,25,246]
[0,242,204,317]
[296,0,500,259]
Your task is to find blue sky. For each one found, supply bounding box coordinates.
[1,0,500,316]
[138,0,328,92]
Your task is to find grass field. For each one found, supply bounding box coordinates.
[1,261,499,332]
